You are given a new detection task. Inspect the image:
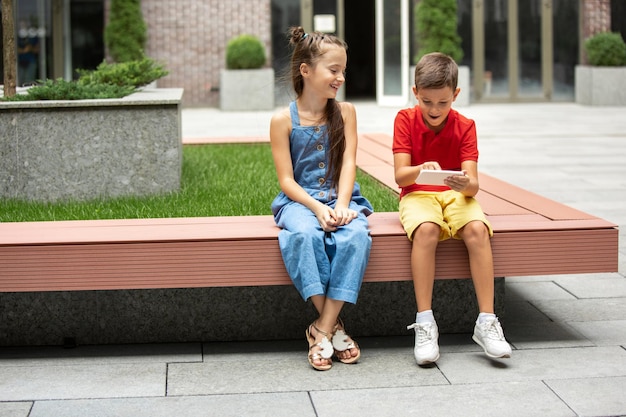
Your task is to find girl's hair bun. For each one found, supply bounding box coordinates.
[288,26,307,45]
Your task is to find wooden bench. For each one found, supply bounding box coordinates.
[0,133,618,293]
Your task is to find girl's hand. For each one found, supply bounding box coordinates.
[314,205,358,231]
[332,206,358,227]
[444,170,470,192]
[315,205,339,232]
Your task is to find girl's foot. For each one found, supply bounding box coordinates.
[332,318,361,364]
[305,322,333,371]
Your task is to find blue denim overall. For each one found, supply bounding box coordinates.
[271,101,373,304]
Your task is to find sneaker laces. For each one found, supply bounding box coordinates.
[407,322,435,346]
[482,318,505,341]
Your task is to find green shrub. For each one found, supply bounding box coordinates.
[414,0,463,64]
[584,32,626,66]
[77,57,169,88]
[105,0,147,63]
[226,34,266,69]
[2,79,135,101]
[2,57,167,101]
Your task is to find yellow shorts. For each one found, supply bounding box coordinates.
[399,190,493,241]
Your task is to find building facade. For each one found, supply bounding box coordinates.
[2,0,624,107]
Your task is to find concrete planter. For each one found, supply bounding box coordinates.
[0,88,184,203]
[409,65,470,107]
[575,65,626,106]
[220,68,275,111]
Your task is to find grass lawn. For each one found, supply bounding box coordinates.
[0,143,399,222]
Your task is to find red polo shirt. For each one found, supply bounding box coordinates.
[392,106,479,198]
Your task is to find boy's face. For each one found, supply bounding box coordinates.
[412,85,460,132]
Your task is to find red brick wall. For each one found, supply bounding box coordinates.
[137,0,272,107]
[580,0,612,64]
[582,0,611,39]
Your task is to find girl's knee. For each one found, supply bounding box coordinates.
[281,229,323,252]
[339,226,371,249]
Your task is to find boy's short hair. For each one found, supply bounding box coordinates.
[414,52,458,91]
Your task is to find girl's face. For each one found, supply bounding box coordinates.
[302,45,347,99]
[413,86,460,132]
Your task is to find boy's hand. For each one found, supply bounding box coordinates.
[421,161,441,171]
[444,170,470,191]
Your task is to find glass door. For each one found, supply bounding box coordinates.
[69,0,105,79]
[375,0,409,106]
[473,0,553,101]
[16,0,50,86]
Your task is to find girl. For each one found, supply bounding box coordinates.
[270,27,373,371]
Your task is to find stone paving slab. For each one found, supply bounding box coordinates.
[566,319,626,346]
[28,393,316,417]
[167,344,449,396]
[554,275,626,298]
[505,281,577,301]
[503,299,553,323]
[505,320,594,350]
[531,298,626,322]
[437,346,626,385]
[545,376,626,417]
[0,402,32,417]
[182,108,274,139]
[0,363,165,401]
[310,381,575,417]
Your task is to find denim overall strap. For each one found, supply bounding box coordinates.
[289,101,300,126]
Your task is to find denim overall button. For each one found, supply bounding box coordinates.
[316,144,324,151]
[318,162,325,169]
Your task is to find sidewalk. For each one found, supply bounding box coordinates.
[0,102,624,417]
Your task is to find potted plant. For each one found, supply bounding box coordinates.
[220,34,274,111]
[575,32,626,106]
[411,0,470,106]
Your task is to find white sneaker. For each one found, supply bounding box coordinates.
[472,317,512,358]
[407,322,440,365]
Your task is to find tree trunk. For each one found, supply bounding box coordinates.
[2,0,16,97]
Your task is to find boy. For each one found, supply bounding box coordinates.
[392,52,512,365]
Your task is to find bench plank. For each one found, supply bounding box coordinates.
[478,174,597,220]
[0,212,618,292]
